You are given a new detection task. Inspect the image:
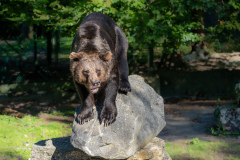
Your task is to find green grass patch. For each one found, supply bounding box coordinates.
[166,138,240,160]
[0,115,72,160]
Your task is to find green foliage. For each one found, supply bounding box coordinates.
[206,0,240,48]
[0,115,71,159]
[107,0,219,54]
[189,138,200,145]
[0,0,89,35]
[0,0,214,53]
[1,0,240,56]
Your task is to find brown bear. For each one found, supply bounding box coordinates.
[70,12,131,126]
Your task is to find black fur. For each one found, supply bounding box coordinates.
[70,12,131,126]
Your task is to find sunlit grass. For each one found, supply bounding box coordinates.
[165,138,240,160]
[0,115,72,159]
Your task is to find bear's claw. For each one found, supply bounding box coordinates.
[77,108,94,125]
[100,106,117,126]
[118,80,131,92]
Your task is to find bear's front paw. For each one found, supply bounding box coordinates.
[77,107,94,124]
[118,79,131,92]
[100,105,117,126]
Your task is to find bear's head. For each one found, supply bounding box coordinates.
[70,51,113,94]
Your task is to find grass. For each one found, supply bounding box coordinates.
[0,115,72,160]
[166,138,240,160]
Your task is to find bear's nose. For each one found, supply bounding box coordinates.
[93,80,100,86]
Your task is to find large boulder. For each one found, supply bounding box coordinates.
[31,137,171,160]
[71,75,166,159]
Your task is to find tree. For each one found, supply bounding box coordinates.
[0,0,87,67]
[208,0,240,47]
[1,0,239,70]
[106,0,208,67]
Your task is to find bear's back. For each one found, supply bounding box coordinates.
[80,12,117,43]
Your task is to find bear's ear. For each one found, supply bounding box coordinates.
[70,52,84,61]
[102,51,112,61]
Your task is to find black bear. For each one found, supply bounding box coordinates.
[70,12,131,126]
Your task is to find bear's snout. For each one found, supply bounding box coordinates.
[88,78,101,94]
[93,80,100,86]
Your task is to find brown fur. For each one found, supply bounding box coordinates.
[70,52,110,93]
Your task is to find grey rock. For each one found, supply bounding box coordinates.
[31,137,171,160]
[71,75,166,159]
[220,108,240,132]
[31,137,87,160]
[185,52,240,71]
[209,53,222,59]
[184,53,198,62]
[235,83,240,105]
[128,137,172,160]
[229,56,240,66]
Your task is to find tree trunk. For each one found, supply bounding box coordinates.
[148,29,154,69]
[28,25,34,39]
[191,9,209,61]
[33,25,37,63]
[148,44,154,69]
[52,27,60,66]
[47,28,52,67]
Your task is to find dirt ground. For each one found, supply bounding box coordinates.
[158,99,240,142]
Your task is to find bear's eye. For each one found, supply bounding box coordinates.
[96,69,101,76]
[96,69,101,73]
[73,58,79,61]
[82,70,89,75]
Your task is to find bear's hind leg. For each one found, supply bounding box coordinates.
[115,27,131,92]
